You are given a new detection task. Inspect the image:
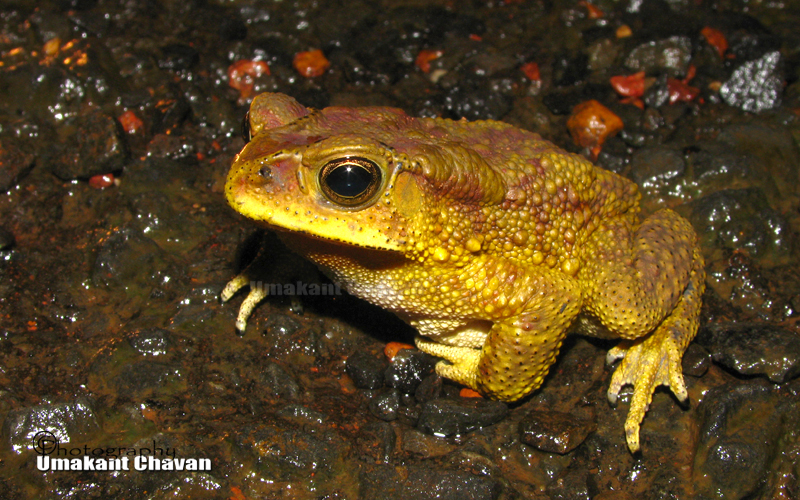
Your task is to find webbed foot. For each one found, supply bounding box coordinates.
[606,332,688,453]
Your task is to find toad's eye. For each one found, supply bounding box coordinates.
[319,157,382,207]
[241,112,251,143]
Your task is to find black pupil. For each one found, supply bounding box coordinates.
[325,162,373,198]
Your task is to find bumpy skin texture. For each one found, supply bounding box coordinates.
[223,93,705,452]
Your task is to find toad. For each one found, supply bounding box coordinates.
[222,93,705,452]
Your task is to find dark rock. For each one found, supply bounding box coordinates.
[442,83,513,121]
[369,389,400,422]
[128,328,171,356]
[263,314,302,337]
[642,74,670,108]
[417,398,507,436]
[686,188,790,259]
[91,227,178,296]
[359,464,501,500]
[696,322,800,383]
[145,134,196,161]
[218,16,247,41]
[276,404,327,425]
[693,380,784,499]
[415,373,443,403]
[345,350,387,390]
[546,466,591,500]
[519,410,595,454]
[720,51,783,113]
[3,398,99,454]
[629,146,685,188]
[151,94,192,135]
[682,343,711,378]
[0,227,15,250]
[624,36,692,76]
[0,138,35,191]
[50,110,128,180]
[157,43,199,71]
[260,362,301,400]
[236,424,350,480]
[114,360,184,397]
[401,428,457,458]
[356,421,395,463]
[384,349,436,394]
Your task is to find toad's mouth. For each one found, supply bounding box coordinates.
[274,230,408,269]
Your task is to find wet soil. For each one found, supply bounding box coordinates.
[1,0,799,498]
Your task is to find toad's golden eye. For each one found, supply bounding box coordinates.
[319,157,381,207]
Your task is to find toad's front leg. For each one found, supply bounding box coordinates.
[416,268,583,402]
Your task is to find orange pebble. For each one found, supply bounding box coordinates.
[701,26,728,59]
[228,60,271,101]
[610,71,645,97]
[460,388,484,398]
[415,49,443,74]
[89,173,115,189]
[520,62,541,81]
[293,49,330,78]
[567,100,623,156]
[384,342,415,361]
[118,110,144,134]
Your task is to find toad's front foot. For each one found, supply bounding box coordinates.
[221,272,267,332]
[606,332,688,453]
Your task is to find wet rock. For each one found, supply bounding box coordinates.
[369,389,401,422]
[720,51,783,113]
[642,74,670,108]
[697,322,800,383]
[346,350,387,389]
[715,122,799,201]
[415,373,443,403]
[113,360,184,398]
[624,36,692,76]
[158,43,199,71]
[384,349,436,394]
[629,145,685,189]
[0,138,35,191]
[547,467,591,500]
[401,428,458,458]
[686,188,790,259]
[235,424,350,481]
[682,343,711,378]
[50,110,128,180]
[519,410,595,454]
[356,421,395,463]
[0,226,15,250]
[259,362,301,400]
[145,134,196,162]
[417,398,507,436]
[128,328,171,356]
[276,404,327,425]
[4,398,99,454]
[92,227,179,297]
[359,464,501,500]
[693,380,785,499]
[442,82,513,121]
[150,94,192,135]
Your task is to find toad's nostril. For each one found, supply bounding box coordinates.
[258,166,273,180]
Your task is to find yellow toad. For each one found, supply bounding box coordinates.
[222,93,705,452]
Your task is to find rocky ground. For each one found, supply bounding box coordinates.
[1,0,799,498]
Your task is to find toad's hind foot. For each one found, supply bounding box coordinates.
[415,336,480,390]
[606,331,688,453]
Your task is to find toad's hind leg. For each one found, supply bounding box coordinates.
[581,209,705,452]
